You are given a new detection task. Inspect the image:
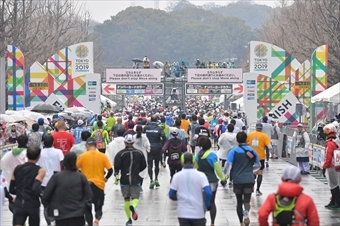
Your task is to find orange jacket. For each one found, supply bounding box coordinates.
[258,182,319,226]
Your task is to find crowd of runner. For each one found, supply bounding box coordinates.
[2,107,340,226]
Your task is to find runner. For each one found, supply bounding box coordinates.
[77,137,113,226]
[91,121,110,154]
[247,123,272,196]
[144,114,166,189]
[70,130,91,157]
[52,121,75,155]
[258,165,319,225]
[224,132,260,226]
[73,119,87,144]
[114,134,147,226]
[37,135,64,226]
[162,128,187,182]
[169,152,212,226]
[42,152,93,226]
[196,136,226,226]
[107,128,126,164]
[9,146,46,226]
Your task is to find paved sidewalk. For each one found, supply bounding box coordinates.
[2,158,340,226]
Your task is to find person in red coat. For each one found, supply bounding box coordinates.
[322,123,340,209]
[258,165,319,226]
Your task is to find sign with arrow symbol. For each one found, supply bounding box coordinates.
[233,84,243,94]
[102,83,116,95]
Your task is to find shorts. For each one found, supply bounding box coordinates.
[233,183,254,195]
[259,160,265,170]
[13,206,40,226]
[121,185,140,199]
[209,183,218,192]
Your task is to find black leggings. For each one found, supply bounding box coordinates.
[169,164,182,182]
[148,147,161,180]
[56,216,85,226]
[90,183,105,221]
[236,193,251,223]
[210,191,217,224]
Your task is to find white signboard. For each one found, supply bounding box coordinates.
[243,73,258,124]
[187,68,243,83]
[85,73,101,114]
[71,42,94,77]
[270,92,300,123]
[45,93,67,111]
[106,69,161,83]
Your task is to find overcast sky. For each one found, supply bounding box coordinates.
[83,0,290,22]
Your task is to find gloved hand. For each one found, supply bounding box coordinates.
[220,180,227,188]
[114,175,120,185]
[322,169,326,177]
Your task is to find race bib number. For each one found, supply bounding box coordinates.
[96,142,104,149]
[334,150,340,167]
[170,153,180,160]
[252,138,259,147]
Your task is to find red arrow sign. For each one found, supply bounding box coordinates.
[104,84,115,94]
[233,84,243,94]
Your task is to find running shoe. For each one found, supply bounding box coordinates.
[130,205,138,220]
[327,203,340,210]
[149,180,155,189]
[243,210,250,226]
[256,190,263,196]
[154,179,160,188]
[162,162,166,168]
[265,162,269,168]
[325,200,335,208]
[94,219,99,226]
[125,219,132,226]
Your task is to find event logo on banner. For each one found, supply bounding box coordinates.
[8,42,101,113]
[106,69,161,83]
[187,69,243,83]
[7,45,25,110]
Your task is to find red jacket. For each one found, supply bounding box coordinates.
[323,134,338,169]
[258,182,319,226]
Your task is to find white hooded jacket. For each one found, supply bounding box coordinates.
[133,134,150,179]
[106,137,125,164]
[218,132,238,160]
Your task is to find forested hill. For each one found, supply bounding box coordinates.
[94,6,254,68]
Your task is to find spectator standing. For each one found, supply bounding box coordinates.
[271,120,280,159]
[293,124,310,175]
[261,116,274,167]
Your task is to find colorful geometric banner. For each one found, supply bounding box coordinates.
[7,42,101,114]
[7,45,25,110]
[250,41,328,126]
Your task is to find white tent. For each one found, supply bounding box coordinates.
[231,97,244,110]
[311,82,340,103]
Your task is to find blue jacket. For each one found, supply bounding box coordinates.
[144,122,166,148]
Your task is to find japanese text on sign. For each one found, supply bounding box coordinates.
[187,68,243,83]
[106,69,161,83]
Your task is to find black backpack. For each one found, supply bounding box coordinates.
[274,194,299,226]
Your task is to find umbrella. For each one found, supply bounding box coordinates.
[18,110,48,124]
[71,112,91,118]
[132,58,143,63]
[10,114,27,122]
[31,103,59,113]
[0,114,15,123]
[58,113,75,121]
[153,61,164,67]
[64,107,93,117]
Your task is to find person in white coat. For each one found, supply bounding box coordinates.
[293,123,311,174]
[133,125,150,193]
[271,120,281,159]
[218,124,237,168]
[1,134,27,188]
[106,128,126,164]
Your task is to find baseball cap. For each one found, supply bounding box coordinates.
[282,165,301,183]
[256,123,263,129]
[77,119,84,126]
[86,137,97,146]
[124,134,135,144]
[297,123,303,127]
[170,128,179,136]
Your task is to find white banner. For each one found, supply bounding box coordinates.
[187,68,243,83]
[85,73,101,114]
[106,69,161,83]
[243,73,258,124]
